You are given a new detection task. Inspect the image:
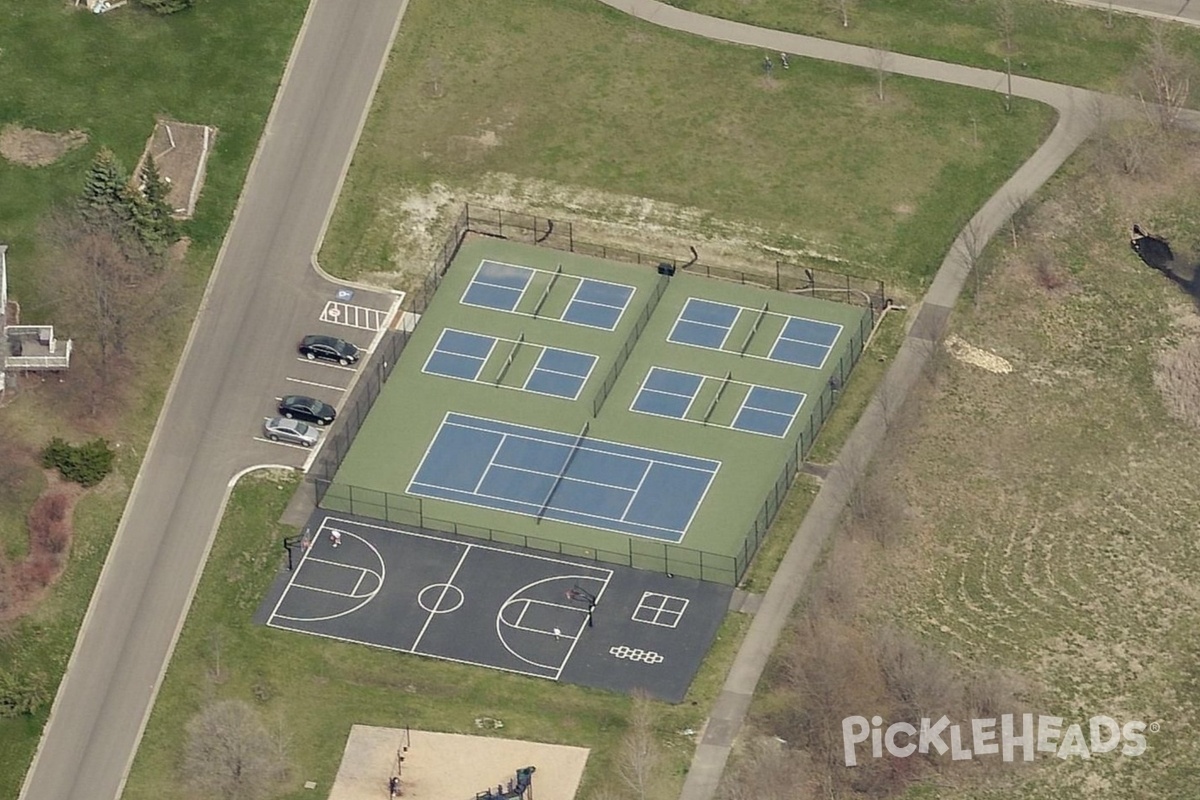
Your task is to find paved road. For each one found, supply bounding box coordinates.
[17,2,409,799]
[1070,0,1200,24]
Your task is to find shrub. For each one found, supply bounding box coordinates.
[138,0,196,14]
[28,492,72,555]
[0,671,52,718]
[42,437,115,487]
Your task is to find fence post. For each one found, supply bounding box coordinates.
[776,261,781,290]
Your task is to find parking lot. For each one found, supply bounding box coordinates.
[251,287,403,467]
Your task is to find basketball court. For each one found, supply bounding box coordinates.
[258,513,732,702]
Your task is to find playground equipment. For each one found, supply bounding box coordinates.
[474,766,536,800]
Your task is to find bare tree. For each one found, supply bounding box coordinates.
[872,47,891,101]
[1004,190,1030,248]
[618,692,661,800]
[873,627,965,722]
[826,0,856,28]
[1134,23,1192,130]
[996,0,1017,56]
[718,737,818,800]
[960,217,989,307]
[183,699,291,800]
[42,209,182,411]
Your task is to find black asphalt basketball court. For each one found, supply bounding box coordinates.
[257,513,732,702]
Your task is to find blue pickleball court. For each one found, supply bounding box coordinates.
[407,414,720,542]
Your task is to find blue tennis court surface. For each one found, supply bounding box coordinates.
[461,261,533,312]
[733,385,805,437]
[524,348,597,400]
[460,260,634,331]
[631,367,703,419]
[630,367,805,438]
[408,413,720,542]
[667,298,842,368]
[423,329,596,400]
[562,279,634,330]
[423,329,497,381]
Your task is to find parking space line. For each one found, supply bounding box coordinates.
[285,376,347,392]
[295,357,358,373]
[320,301,389,332]
[253,437,317,451]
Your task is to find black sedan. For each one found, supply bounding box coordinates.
[298,334,360,366]
[278,395,337,426]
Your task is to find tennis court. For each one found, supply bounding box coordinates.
[422,328,598,401]
[629,367,806,438]
[461,259,635,331]
[406,413,720,542]
[667,297,843,369]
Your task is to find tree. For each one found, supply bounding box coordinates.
[826,0,855,28]
[43,209,182,413]
[80,147,134,227]
[718,738,818,800]
[138,0,195,13]
[996,0,1017,56]
[617,692,661,800]
[1134,23,1193,130]
[183,700,290,800]
[872,47,890,102]
[135,155,180,254]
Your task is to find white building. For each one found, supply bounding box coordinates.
[1,244,72,394]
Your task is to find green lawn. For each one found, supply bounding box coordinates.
[663,0,1200,93]
[0,2,307,797]
[320,0,1053,292]
[122,471,750,800]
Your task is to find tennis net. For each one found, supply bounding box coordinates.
[531,265,563,318]
[494,332,525,386]
[702,371,733,425]
[536,421,589,523]
[739,302,769,355]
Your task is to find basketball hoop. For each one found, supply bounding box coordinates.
[565,585,597,628]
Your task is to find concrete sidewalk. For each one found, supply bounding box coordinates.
[590,2,1120,799]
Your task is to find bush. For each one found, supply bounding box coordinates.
[137,0,196,13]
[0,671,52,718]
[28,492,72,555]
[42,437,114,487]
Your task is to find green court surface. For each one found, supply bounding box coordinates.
[324,237,872,583]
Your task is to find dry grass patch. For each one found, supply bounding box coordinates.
[0,125,87,167]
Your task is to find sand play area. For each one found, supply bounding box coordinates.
[328,726,590,800]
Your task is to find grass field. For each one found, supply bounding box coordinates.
[664,0,1200,93]
[0,2,307,796]
[319,0,1052,292]
[324,237,871,582]
[121,470,751,800]
[748,137,1200,796]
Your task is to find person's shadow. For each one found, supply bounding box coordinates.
[1130,225,1199,305]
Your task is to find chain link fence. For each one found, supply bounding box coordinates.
[311,203,881,584]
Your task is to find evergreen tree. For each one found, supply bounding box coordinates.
[137,0,195,14]
[135,155,179,254]
[80,147,133,226]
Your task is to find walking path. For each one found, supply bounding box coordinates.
[595,2,1197,799]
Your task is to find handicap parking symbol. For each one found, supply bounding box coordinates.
[336,288,355,301]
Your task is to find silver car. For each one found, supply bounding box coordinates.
[263,416,320,447]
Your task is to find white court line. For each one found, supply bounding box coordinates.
[351,571,364,597]
[472,433,508,493]
[285,376,347,392]
[266,527,385,624]
[617,462,653,521]
[496,574,601,671]
[410,546,471,652]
